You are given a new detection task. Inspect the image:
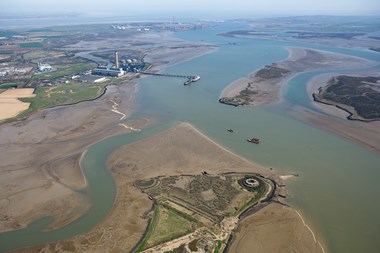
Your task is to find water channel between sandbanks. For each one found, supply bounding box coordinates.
[1,22,380,253]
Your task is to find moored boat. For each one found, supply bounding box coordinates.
[247,137,260,144]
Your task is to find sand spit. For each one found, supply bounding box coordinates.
[220,47,376,106]
[0,88,36,121]
[228,203,325,253]
[292,105,380,156]
[145,44,218,72]
[10,123,323,253]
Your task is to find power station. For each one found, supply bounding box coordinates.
[91,50,146,77]
[92,50,124,77]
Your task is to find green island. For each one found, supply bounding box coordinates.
[133,173,273,253]
[313,75,380,121]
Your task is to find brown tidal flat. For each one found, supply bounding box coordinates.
[228,203,325,253]
[10,123,325,253]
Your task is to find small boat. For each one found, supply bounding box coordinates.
[247,137,260,144]
[227,129,234,133]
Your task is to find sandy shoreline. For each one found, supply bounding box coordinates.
[228,203,325,253]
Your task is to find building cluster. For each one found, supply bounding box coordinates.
[92,51,145,77]
[37,62,52,72]
[92,66,124,77]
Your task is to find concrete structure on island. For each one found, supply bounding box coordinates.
[243,177,260,189]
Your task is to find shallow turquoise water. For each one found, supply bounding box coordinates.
[1,22,380,253]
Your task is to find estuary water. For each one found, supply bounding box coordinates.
[135,24,380,253]
[1,22,380,253]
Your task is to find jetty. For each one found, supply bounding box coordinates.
[140,72,201,85]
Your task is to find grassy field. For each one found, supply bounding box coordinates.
[19,42,43,48]
[136,204,195,252]
[34,62,95,80]
[0,83,19,89]
[20,83,106,110]
[23,50,65,60]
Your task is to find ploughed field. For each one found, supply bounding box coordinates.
[314,75,380,121]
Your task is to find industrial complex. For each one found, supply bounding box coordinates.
[91,51,145,77]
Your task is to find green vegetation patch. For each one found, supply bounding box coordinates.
[236,177,268,216]
[214,240,222,253]
[0,83,19,89]
[34,63,95,80]
[137,205,194,252]
[20,83,106,110]
[314,75,380,120]
[188,239,199,252]
[19,42,43,48]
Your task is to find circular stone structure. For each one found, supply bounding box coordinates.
[243,177,260,189]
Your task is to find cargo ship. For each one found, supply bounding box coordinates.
[247,137,260,144]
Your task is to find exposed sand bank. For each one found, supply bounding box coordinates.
[145,43,218,72]
[228,203,325,253]
[9,123,323,252]
[220,47,376,106]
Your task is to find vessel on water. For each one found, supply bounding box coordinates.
[247,137,260,144]
[184,75,200,85]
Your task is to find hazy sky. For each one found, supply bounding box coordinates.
[2,0,380,16]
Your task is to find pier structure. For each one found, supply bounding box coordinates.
[140,72,200,85]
